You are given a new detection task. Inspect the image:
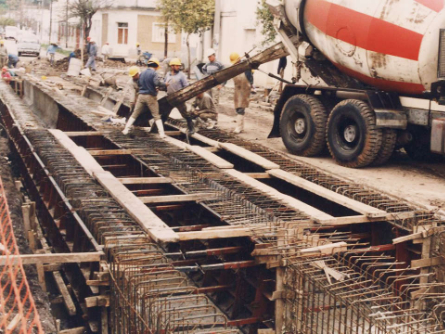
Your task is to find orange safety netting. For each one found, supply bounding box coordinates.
[0,176,43,333]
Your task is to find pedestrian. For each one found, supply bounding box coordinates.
[46,42,58,67]
[164,58,195,134]
[230,52,253,134]
[8,54,19,68]
[191,92,218,129]
[101,42,111,64]
[122,58,167,138]
[202,48,225,105]
[1,66,11,83]
[0,40,8,68]
[85,38,97,72]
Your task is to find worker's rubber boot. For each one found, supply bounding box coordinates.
[155,120,165,139]
[206,119,217,130]
[186,117,195,135]
[234,114,244,134]
[122,117,136,135]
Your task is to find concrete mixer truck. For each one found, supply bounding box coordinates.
[266,0,445,168]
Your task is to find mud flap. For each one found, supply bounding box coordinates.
[374,109,408,129]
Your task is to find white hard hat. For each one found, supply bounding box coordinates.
[206,48,216,57]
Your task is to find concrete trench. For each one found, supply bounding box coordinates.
[1,78,445,333]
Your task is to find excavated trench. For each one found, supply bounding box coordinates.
[1,78,445,334]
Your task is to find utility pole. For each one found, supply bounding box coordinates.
[65,0,69,48]
[48,0,53,43]
[213,0,221,58]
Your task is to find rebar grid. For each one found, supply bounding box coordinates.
[282,248,445,334]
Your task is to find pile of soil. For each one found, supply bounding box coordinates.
[0,137,56,333]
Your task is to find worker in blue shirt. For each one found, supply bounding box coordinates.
[84,39,97,71]
[8,54,19,68]
[202,48,225,105]
[164,58,195,134]
[46,42,58,67]
[122,58,167,137]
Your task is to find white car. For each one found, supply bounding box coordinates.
[17,37,41,57]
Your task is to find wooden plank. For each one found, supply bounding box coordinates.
[0,252,103,266]
[88,149,146,156]
[178,227,254,241]
[85,295,110,308]
[49,130,105,177]
[220,143,280,170]
[186,145,234,169]
[94,171,179,243]
[118,177,173,185]
[268,169,387,218]
[224,169,332,221]
[53,271,77,316]
[393,228,437,244]
[65,131,103,137]
[411,257,445,269]
[245,173,271,179]
[59,327,87,334]
[139,193,217,204]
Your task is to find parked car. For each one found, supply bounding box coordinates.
[17,37,41,57]
[4,26,18,41]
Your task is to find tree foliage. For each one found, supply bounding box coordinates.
[256,0,276,45]
[0,16,16,27]
[157,0,214,36]
[68,0,111,42]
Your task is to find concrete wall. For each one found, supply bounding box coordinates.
[23,81,60,128]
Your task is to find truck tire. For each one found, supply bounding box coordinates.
[372,129,397,166]
[280,94,328,157]
[327,99,383,168]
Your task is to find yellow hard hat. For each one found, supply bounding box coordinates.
[0,40,4,45]
[230,52,241,64]
[169,58,181,66]
[128,66,140,77]
[136,42,140,46]
[147,58,160,67]
[41,76,47,80]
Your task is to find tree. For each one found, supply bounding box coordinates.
[0,17,16,28]
[157,0,215,78]
[256,0,276,46]
[68,0,111,44]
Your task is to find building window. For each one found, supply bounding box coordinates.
[117,22,128,44]
[152,23,176,43]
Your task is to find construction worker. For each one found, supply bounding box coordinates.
[8,54,19,68]
[202,48,224,105]
[122,58,167,137]
[164,58,195,134]
[1,66,11,83]
[230,52,253,134]
[85,38,97,72]
[0,40,8,68]
[85,36,91,54]
[126,66,140,109]
[101,42,111,64]
[136,42,141,56]
[191,92,218,129]
[46,42,58,67]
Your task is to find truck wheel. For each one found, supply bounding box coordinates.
[280,94,327,157]
[372,129,397,166]
[327,99,383,168]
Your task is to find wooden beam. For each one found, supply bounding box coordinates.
[0,252,103,266]
[65,131,103,137]
[245,173,271,179]
[88,149,146,156]
[178,227,254,241]
[49,130,105,177]
[85,295,110,308]
[59,327,87,334]
[139,193,217,204]
[411,257,445,269]
[268,169,387,218]
[53,271,77,316]
[220,143,280,170]
[94,171,179,243]
[224,169,331,221]
[186,145,234,169]
[118,177,173,185]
